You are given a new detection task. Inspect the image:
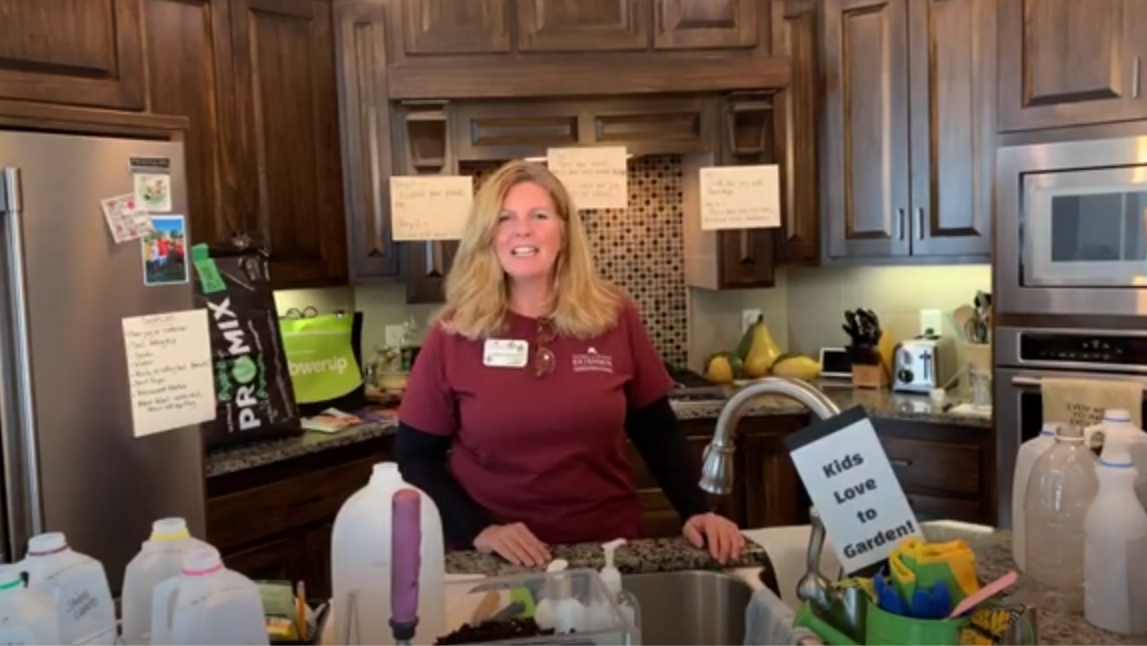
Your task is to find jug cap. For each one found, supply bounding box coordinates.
[1105,409,1133,423]
[151,518,190,541]
[1100,431,1136,469]
[0,565,22,591]
[181,547,224,576]
[27,532,67,557]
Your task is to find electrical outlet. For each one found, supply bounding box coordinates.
[742,308,762,334]
[920,309,943,335]
[385,324,406,348]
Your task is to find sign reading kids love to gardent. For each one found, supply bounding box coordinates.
[784,406,922,573]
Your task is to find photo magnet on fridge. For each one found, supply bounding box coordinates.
[141,215,189,287]
[129,155,173,212]
[100,194,154,244]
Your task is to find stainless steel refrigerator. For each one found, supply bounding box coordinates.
[0,130,207,593]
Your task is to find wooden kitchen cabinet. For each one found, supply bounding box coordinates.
[998,0,1147,132]
[385,0,785,100]
[821,0,993,262]
[229,0,348,287]
[0,0,146,110]
[774,0,820,265]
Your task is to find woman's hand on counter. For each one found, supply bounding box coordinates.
[474,522,552,567]
[682,513,745,564]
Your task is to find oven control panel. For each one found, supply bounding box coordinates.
[1015,330,1147,368]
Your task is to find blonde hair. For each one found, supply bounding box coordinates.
[437,160,621,340]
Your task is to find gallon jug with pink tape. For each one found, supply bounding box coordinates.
[150,547,267,645]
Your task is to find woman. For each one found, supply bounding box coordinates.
[396,160,745,567]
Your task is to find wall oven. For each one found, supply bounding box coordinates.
[994,326,1147,528]
[996,135,1147,316]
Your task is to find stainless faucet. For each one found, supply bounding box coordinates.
[700,377,842,495]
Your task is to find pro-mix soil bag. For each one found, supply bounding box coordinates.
[191,242,302,449]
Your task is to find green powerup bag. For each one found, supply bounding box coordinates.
[279,313,367,416]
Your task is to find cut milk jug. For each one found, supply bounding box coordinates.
[22,532,116,645]
[1086,409,1147,510]
[1084,431,1147,635]
[122,517,213,645]
[1012,423,1059,572]
[332,462,445,645]
[0,563,59,645]
[150,547,267,645]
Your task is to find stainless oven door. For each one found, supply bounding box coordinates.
[994,367,1147,528]
[997,136,1147,316]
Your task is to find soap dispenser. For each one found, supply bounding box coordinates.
[534,559,582,634]
[598,539,641,641]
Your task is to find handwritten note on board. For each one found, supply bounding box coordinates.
[122,310,216,438]
[699,164,781,231]
[546,147,628,210]
[390,176,474,241]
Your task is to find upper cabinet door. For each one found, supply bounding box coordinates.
[230,0,348,287]
[907,0,994,257]
[516,0,649,51]
[653,0,759,50]
[0,0,145,109]
[400,0,511,55]
[998,0,1147,131]
[822,0,911,260]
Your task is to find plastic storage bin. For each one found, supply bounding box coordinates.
[343,568,637,645]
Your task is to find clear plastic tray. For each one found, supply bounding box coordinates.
[437,568,637,645]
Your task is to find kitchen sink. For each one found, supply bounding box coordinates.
[622,570,755,645]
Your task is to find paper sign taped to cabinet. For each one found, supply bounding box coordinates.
[699,164,780,230]
[546,146,628,210]
[122,309,216,438]
[390,175,474,241]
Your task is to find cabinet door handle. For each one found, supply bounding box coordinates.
[917,207,925,240]
[890,457,913,467]
[1134,56,1142,99]
[898,208,906,240]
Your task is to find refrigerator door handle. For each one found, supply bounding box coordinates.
[0,167,45,558]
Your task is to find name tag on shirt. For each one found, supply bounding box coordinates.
[483,339,529,368]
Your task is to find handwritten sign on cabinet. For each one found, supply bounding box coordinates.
[122,309,215,438]
[699,164,781,231]
[546,146,628,210]
[390,175,474,241]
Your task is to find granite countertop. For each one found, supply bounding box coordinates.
[444,535,771,577]
[919,522,1135,646]
[204,419,397,478]
[444,521,1135,646]
[205,380,988,478]
[672,380,990,429]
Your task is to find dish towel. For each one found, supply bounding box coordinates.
[1040,377,1142,429]
[743,587,822,645]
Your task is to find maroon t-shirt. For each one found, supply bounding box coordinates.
[398,298,674,545]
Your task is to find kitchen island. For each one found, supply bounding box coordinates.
[444,520,1137,646]
[203,382,995,599]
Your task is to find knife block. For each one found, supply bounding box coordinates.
[852,362,887,389]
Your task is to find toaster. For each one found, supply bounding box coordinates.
[892,335,957,394]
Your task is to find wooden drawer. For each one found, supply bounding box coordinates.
[207,456,376,551]
[879,437,980,497]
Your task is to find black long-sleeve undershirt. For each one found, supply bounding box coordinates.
[394,395,712,547]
